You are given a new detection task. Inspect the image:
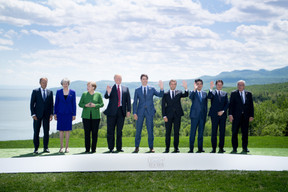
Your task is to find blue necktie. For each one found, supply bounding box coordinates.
[43,89,46,100]
[198,91,202,102]
[144,87,147,98]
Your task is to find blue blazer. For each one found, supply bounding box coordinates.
[133,86,164,116]
[54,89,76,116]
[207,90,229,118]
[189,90,207,120]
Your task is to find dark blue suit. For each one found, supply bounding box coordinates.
[208,90,229,150]
[30,88,54,150]
[189,90,207,151]
[133,86,164,149]
[54,89,76,131]
[104,84,131,151]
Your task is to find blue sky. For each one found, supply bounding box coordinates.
[0,0,287,87]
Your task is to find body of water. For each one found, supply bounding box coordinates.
[0,89,108,141]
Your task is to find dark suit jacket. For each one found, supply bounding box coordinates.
[54,89,76,116]
[104,84,131,117]
[162,90,188,119]
[30,88,54,119]
[208,90,229,118]
[189,90,207,120]
[229,90,254,120]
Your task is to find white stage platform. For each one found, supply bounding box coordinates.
[1,153,288,173]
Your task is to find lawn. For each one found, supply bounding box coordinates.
[0,171,287,191]
[1,136,287,191]
[1,136,288,148]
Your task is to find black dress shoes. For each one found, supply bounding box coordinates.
[188,149,194,153]
[133,147,139,153]
[33,150,38,154]
[210,149,216,153]
[117,149,124,152]
[163,150,169,153]
[231,149,237,153]
[242,149,250,153]
[149,148,155,153]
[218,148,226,153]
[173,149,180,153]
[196,149,205,153]
[43,148,50,153]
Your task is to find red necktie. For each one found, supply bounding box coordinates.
[117,85,120,107]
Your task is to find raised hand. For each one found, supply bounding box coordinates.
[210,81,214,90]
[106,85,112,94]
[159,80,164,90]
[182,80,188,90]
[194,82,198,91]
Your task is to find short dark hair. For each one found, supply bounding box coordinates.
[169,79,177,85]
[216,80,223,85]
[140,74,148,80]
[195,79,203,84]
[39,77,48,83]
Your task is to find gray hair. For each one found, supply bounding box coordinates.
[61,78,70,86]
[237,80,246,86]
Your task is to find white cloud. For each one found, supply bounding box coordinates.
[0,0,287,86]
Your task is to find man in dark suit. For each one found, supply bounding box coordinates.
[229,80,254,153]
[208,80,229,153]
[133,74,164,153]
[30,77,54,154]
[162,80,188,153]
[189,79,208,153]
[104,74,131,153]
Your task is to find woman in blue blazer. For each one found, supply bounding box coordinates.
[54,78,76,153]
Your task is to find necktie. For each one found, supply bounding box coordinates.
[217,90,221,102]
[198,91,202,102]
[43,89,46,100]
[117,85,120,107]
[172,90,175,99]
[240,91,244,104]
[144,87,147,98]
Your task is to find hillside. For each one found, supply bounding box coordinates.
[50,66,288,96]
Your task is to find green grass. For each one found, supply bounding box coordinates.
[1,171,287,192]
[1,136,288,191]
[1,136,288,148]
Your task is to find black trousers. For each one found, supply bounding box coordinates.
[164,115,181,150]
[107,107,125,151]
[83,117,100,152]
[33,116,50,150]
[211,116,226,150]
[232,114,249,150]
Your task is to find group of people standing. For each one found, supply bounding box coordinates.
[30,74,254,154]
